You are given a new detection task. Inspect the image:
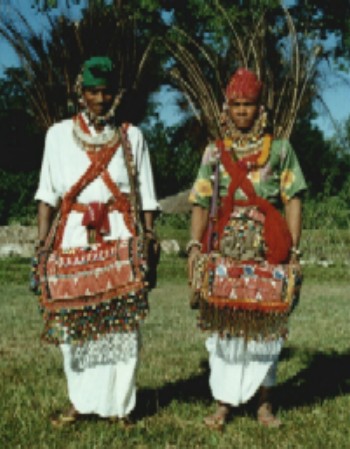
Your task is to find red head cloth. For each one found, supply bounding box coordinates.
[225,68,262,102]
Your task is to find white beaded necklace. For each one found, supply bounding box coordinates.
[73,115,118,150]
[222,104,267,156]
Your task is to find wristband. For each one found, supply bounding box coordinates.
[290,246,302,258]
[186,239,202,255]
[144,228,155,237]
[34,239,46,250]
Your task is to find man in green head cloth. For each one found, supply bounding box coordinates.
[34,55,160,426]
[78,56,121,126]
[82,56,115,87]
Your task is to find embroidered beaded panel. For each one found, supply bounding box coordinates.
[38,237,148,344]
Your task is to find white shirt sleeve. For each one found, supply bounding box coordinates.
[34,125,61,207]
[128,126,160,211]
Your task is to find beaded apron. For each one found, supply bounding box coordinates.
[193,206,302,340]
[37,121,148,345]
[193,138,302,340]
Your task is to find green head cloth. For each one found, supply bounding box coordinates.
[82,56,115,87]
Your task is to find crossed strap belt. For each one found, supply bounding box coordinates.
[71,195,132,243]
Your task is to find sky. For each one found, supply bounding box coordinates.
[1,0,350,138]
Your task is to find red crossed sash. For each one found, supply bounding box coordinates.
[54,115,135,248]
[202,140,292,264]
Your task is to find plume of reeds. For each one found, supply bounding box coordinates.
[165,27,224,139]
[165,1,322,140]
[0,3,156,129]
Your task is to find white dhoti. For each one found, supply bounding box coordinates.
[206,333,283,406]
[60,331,139,418]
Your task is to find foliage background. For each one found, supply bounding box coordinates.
[0,0,349,233]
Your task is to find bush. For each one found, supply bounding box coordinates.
[303,195,350,230]
[0,170,38,225]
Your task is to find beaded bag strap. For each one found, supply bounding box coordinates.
[48,115,122,249]
[54,140,121,249]
[119,124,143,237]
[40,140,120,254]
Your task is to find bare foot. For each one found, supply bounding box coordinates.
[203,403,230,431]
[257,402,282,428]
[51,405,80,427]
[109,416,134,428]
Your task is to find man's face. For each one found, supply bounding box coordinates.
[82,86,114,116]
[228,98,259,131]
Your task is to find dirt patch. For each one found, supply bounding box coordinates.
[159,189,191,214]
[0,225,37,257]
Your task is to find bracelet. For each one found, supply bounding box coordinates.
[290,246,302,258]
[34,239,46,250]
[186,239,202,255]
[144,228,155,236]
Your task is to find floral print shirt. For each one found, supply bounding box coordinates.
[189,138,307,210]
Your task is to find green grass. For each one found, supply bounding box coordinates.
[1,255,350,448]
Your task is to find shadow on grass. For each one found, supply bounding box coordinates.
[134,359,268,421]
[135,359,212,419]
[277,346,350,410]
[135,347,350,420]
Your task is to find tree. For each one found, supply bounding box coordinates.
[291,116,334,196]
[325,117,350,198]
[2,0,350,202]
[142,115,201,198]
[0,70,44,171]
[287,0,350,64]
[0,1,165,129]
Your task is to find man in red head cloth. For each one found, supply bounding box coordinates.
[187,67,306,429]
[225,67,263,102]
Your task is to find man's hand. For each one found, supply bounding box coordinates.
[187,245,201,285]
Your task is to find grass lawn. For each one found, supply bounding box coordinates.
[0,256,350,449]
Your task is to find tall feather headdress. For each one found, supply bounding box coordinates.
[0,4,156,129]
[165,3,322,140]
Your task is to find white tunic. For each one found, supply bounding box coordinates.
[35,118,159,417]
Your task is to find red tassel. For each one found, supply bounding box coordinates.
[82,202,111,235]
[263,204,292,263]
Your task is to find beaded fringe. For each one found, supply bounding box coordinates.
[40,289,148,345]
[198,298,290,340]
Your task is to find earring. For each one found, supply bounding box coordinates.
[260,107,267,130]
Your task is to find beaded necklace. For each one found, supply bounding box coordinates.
[73,113,119,152]
[223,133,271,170]
[221,104,271,168]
